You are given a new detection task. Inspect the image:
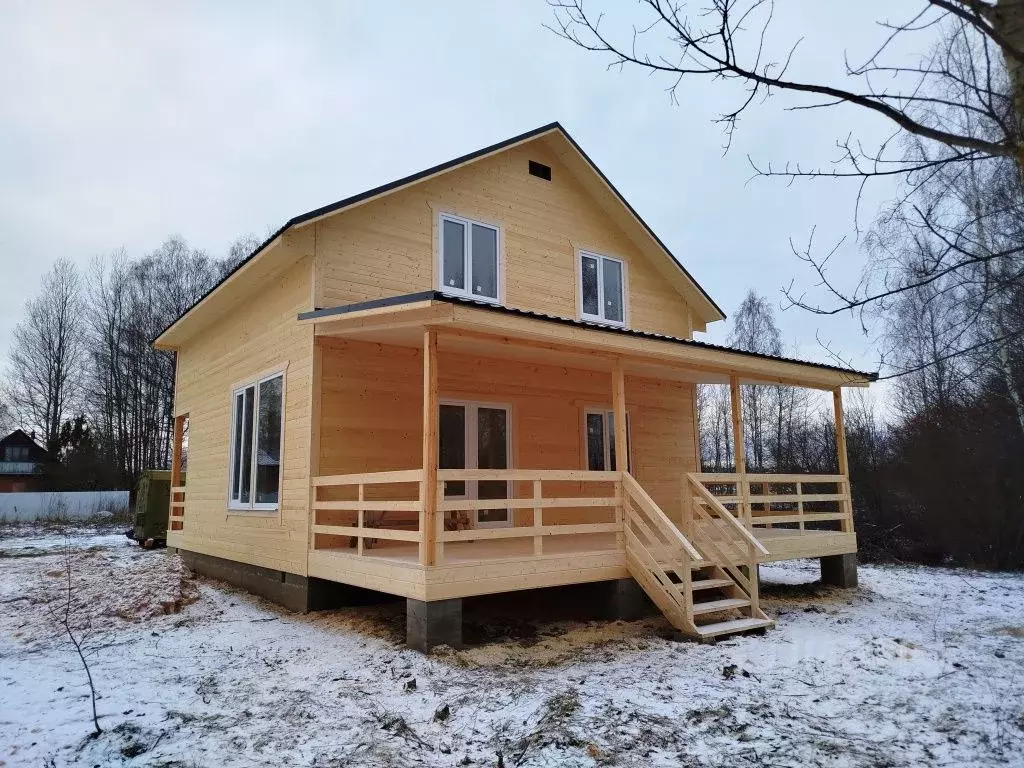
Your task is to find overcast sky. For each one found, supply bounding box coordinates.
[1,1,917,392]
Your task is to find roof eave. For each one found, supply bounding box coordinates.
[300,292,877,387]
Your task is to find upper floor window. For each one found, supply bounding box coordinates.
[438,214,500,302]
[229,370,284,511]
[4,446,29,461]
[580,252,625,326]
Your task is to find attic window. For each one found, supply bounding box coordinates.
[528,161,552,181]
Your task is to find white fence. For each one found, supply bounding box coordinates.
[0,491,130,521]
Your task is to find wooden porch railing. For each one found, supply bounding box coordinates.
[310,469,425,556]
[622,472,702,634]
[687,474,769,615]
[309,469,854,567]
[689,472,854,533]
[310,468,621,565]
[169,486,185,531]
[434,469,621,565]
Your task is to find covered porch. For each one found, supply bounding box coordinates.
[300,294,867,642]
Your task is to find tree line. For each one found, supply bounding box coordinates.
[0,234,261,491]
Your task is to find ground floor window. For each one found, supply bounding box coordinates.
[229,370,284,510]
[584,409,631,471]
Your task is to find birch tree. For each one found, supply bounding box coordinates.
[4,259,86,454]
[727,291,783,470]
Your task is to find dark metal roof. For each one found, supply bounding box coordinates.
[0,428,51,460]
[155,121,725,344]
[298,291,878,382]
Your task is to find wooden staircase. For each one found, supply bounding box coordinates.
[621,472,773,640]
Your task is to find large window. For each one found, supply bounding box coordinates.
[438,213,500,302]
[229,371,284,510]
[580,252,625,326]
[584,409,631,471]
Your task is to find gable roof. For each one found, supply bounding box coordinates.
[0,429,50,460]
[154,122,725,347]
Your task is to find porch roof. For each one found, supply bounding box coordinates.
[298,291,877,390]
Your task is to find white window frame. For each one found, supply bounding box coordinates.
[227,367,286,513]
[582,408,631,472]
[578,251,627,327]
[437,213,502,304]
[439,398,514,529]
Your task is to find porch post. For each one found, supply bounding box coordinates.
[612,360,628,551]
[612,360,628,472]
[833,388,853,533]
[421,330,439,566]
[169,414,184,531]
[308,339,323,552]
[728,374,749,522]
[170,414,184,490]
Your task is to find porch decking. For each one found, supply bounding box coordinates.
[310,527,854,567]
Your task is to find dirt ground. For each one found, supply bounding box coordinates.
[1,526,1022,767]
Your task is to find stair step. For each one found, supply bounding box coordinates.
[695,617,774,639]
[692,598,750,616]
[690,578,733,592]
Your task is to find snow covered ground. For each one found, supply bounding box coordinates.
[1,527,1022,767]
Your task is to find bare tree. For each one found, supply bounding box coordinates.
[549,2,1024,379]
[0,399,13,434]
[4,259,86,455]
[847,30,1024,426]
[727,291,783,470]
[222,232,262,275]
[697,291,836,473]
[85,238,222,485]
[48,537,102,737]
[549,1,1020,170]
[696,383,734,470]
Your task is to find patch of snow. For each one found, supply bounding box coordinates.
[1,530,1022,766]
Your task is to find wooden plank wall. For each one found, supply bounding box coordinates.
[317,338,697,526]
[167,255,315,575]
[312,139,694,339]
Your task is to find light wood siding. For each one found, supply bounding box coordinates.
[314,139,694,338]
[318,338,422,475]
[167,256,314,575]
[317,338,697,525]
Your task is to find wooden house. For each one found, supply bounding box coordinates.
[154,123,874,650]
[0,429,51,493]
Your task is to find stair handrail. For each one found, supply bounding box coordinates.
[623,472,703,562]
[687,473,770,558]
